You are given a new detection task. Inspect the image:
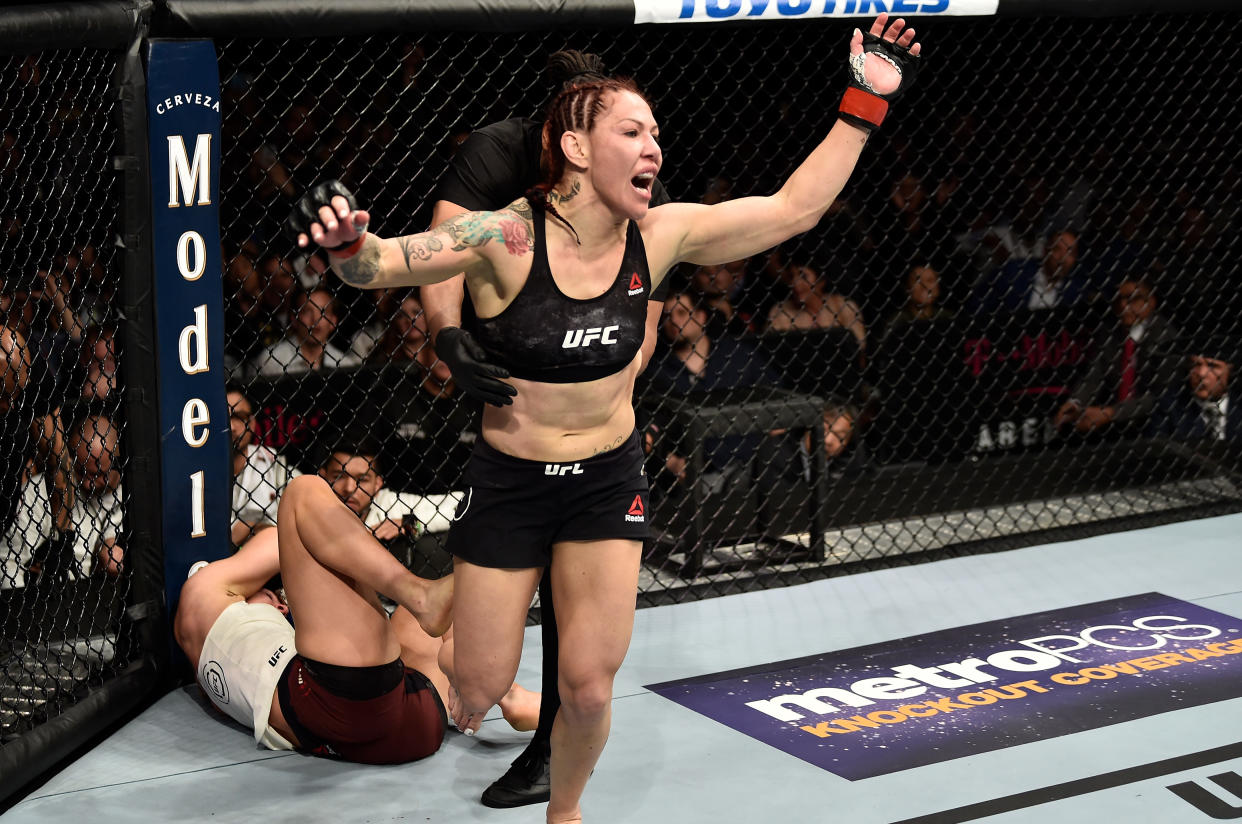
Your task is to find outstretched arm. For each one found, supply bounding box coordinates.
[658,120,871,266]
[652,15,921,268]
[287,182,530,291]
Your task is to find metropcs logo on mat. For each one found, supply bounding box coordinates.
[645,593,1242,780]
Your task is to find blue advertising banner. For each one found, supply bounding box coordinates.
[145,40,229,602]
[646,593,1242,780]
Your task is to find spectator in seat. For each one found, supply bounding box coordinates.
[228,384,298,547]
[766,263,866,352]
[688,258,751,338]
[68,412,124,577]
[2,268,80,384]
[1054,275,1180,436]
[76,323,120,409]
[64,242,113,329]
[969,229,1091,315]
[374,307,479,497]
[756,398,870,486]
[250,287,360,377]
[1,327,73,588]
[347,287,404,362]
[1148,332,1239,444]
[364,291,427,364]
[652,292,776,394]
[318,434,435,542]
[646,292,777,488]
[230,252,299,366]
[880,263,955,340]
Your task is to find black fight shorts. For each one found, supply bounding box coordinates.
[276,655,447,765]
[447,429,650,568]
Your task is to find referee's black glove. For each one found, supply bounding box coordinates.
[435,327,517,407]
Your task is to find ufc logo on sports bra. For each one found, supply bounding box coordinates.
[562,326,619,348]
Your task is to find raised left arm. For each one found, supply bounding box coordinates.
[652,14,920,268]
[657,121,871,266]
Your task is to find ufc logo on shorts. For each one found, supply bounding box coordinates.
[562,326,619,348]
[268,645,288,668]
[545,462,584,476]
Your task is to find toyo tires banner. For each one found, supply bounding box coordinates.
[634,0,998,23]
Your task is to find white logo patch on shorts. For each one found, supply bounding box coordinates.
[203,660,229,704]
[452,488,473,521]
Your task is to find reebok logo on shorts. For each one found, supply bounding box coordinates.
[625,494,645,523]
[626,272,644,296]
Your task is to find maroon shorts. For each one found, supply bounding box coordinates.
[276,655,446,765]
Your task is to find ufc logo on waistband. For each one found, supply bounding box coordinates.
[562,326,619,348]
[545,463,584,476]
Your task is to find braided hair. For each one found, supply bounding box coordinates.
[529,76,650,244]
[546,49,608,92]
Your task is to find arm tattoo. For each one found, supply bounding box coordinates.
[508,199,533,223]
[440,212,505,252]
[398,234,444,269]
[335,236,383,286]
[386,210,535,279]
[437,210,533,257]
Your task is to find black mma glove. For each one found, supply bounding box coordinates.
[285,180,366,254]
[838,30,922,132]
[435,326,517,407]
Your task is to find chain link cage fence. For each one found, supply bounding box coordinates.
[219,12,1242,607]
[2,1,1241,807]
[0,45,139,750]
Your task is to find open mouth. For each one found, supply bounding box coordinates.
[631,172,654,197]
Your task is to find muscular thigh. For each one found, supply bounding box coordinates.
[277,515,396,667]
[550,538,642,683]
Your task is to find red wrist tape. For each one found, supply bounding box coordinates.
[839,87,889,130]
[328,232,367,259]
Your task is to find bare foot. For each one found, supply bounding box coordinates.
[448,683,485,734]
[415,574,453,638]
[499,684,540,732]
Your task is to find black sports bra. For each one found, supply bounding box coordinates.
[473,205,652,384]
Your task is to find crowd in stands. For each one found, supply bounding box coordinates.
[3,42,1240,591]
[203,119,1236,556]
